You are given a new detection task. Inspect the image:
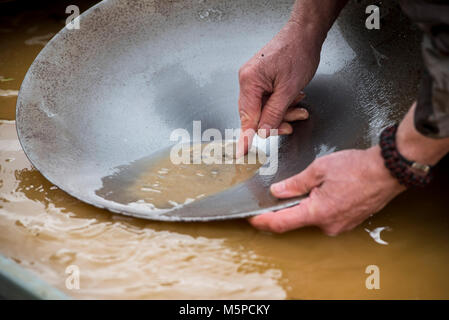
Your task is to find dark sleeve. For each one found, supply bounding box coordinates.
[399,0,449,139]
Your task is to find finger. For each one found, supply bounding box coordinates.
[257,90,291,137]
[237,128,256,158]
[291,91,306,106]
[270,163,323,198]
[249,198,315,233]
[237,93,261,157]
[237,82,265,156]
[283,107,309,122]
[238,90,262,133]
[258,122,292,137]
[278,122,293,135]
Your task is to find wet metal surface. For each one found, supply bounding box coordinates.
[16,0,421,220]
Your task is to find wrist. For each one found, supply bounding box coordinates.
[396,103,449,166]
[289,0,348,43]
[283,19,326,58]
[367,145,405,192]
[286,17,328,45]
[380,124,437,188]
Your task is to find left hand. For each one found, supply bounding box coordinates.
[249,146,406,235]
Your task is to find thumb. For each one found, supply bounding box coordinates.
[237,127,256,159]
[237,84,264,157]
[249,198,315,233]
[270,163,323,198]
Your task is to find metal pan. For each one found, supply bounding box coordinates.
[16,0,420,221]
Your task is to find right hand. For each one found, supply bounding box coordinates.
[237,20,324,156]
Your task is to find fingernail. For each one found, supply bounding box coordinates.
[299,108,309,119]
[278,127,292,135]
[270,182,284,194]
[258,124,271,138]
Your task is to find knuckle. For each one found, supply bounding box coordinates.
[283,86,301,99]
[287,177,302,193]
[311,157,323,169]
[310,159,325,180]
[238,107,250,120]
[238,108,256,127]
[238,66,255,84]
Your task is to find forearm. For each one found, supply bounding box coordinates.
[397,103,449,166]
[289,0,349,43]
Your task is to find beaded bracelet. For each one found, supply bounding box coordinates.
[379,124,433,188]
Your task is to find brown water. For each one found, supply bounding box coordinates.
[2,0,449,300]
[96,142,263,209]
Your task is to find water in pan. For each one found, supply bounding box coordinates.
[96,141,264,210]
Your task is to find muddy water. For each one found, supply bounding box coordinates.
[97,142,263,209]
[2,1,449,299]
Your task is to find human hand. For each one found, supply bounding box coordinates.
[249,146,406,235]
[237,19,325,156]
